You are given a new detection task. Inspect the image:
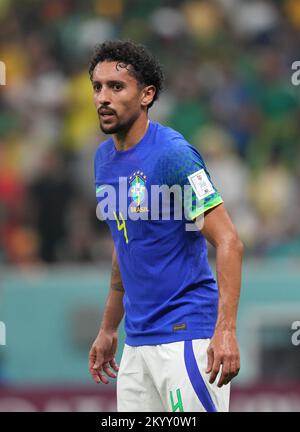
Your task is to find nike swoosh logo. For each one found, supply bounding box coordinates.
[96,185,106,194]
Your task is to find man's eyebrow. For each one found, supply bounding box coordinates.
[107,80,126,85]
[92,79,126,85]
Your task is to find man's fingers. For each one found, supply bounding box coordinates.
[209,356,221,384]
[90,363,109,384]
[218,355,241,387]
[88,352,119,384]
[206,347,214,373]
[110,358,119,372]
[98,369,109,384]
[92,352,104,370]
[93,361,101,370]
[217,359,230,387]
[88,352,100,384]
[90,369,101,384]
[228,358,240,381]
[216,355,241,387]
[102,358,120,379]
[89,350,107,384]
[103,362,117,378]
[230,358,240,377]
[88,361,101,384]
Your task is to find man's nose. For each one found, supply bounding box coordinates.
[96,87,111,105]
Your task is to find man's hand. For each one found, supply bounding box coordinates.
[206,328,240,387]
[88,329,119,384]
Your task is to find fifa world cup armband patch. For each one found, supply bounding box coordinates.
[187,169,215,201]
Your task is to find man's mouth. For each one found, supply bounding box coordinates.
[99,108,116,120]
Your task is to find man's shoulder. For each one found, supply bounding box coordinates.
[154,121,186,143]
[153,122,199,160]
[153,121,192,155]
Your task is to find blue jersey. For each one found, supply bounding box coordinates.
[94,121,223,346]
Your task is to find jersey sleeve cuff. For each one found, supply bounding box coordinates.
[189,195,223,221]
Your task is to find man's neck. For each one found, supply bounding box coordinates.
[113,113,149,152]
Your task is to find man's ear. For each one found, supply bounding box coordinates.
[141,85,156,108]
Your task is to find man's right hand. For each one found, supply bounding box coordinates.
[88,329,119,384]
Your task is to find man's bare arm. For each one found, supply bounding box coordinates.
[100,246,125,331]
[196,203,243,387]
[89,245,125,384]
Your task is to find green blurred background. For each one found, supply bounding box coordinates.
[0,0,300,412]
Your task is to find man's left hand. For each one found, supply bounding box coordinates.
[206,328,240,387]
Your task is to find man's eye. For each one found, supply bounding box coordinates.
[113,84,122,91]
[93,84,101,92]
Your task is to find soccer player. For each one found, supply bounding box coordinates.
[88,40,243,412]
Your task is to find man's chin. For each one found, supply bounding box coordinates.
[100,122,121,135]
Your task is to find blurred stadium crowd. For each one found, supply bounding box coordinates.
[0,0,300,266]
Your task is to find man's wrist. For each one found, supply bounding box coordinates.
[99,326,118,334]
[215,322,237,332]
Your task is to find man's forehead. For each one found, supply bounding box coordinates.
[92,60,134,82]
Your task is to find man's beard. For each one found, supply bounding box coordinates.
[100,120,124,135]
[99,115,135,135]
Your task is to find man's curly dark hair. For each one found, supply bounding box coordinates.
[89,40,164,109]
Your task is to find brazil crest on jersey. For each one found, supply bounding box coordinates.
[94,121,223,345]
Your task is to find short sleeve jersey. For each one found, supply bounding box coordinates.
[94,121,223,345]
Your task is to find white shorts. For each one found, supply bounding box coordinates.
[117,338,230,412]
